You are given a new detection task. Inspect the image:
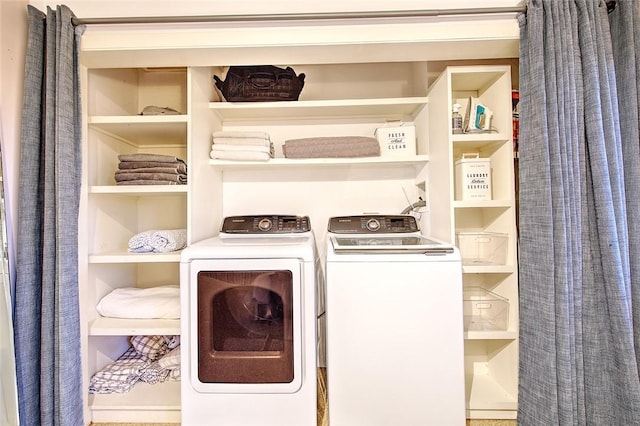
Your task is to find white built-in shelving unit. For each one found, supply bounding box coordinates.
[79,20,519,424]
[427,65,519,419]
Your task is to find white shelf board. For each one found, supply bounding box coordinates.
[88,115,188,144]
[452,133,510,151]
[453,200,512,209]
[465,330,517,340]
[209,97,428,121]
[89,251,182,264]
[209,155,429,169]
[90,185,188,196]
[89,317,180,336]
[462,265,515,274]
[466,372,517,411]
[90,380,180,411]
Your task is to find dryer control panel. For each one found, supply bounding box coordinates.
[221,215,311,234]
[328,215,419,234]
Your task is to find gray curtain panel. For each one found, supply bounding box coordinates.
[518,0,640,424]
[14,5,84,425]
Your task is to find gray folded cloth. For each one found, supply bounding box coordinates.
[118,162,187,173]
[283,136,381,158]
[115,167,187,175]
[140,106,181,115]
[118,153,186,164]
[116,180,181,185]
[115,172,186,184]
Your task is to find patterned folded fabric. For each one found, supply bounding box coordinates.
[88,347,149,394]
[128,229,187,253]
[158,346,181,369]
[139,361,170,384]
[89,336,181,394]
[130,335,170,361]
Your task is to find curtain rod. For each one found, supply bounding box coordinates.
[71,6,528,26]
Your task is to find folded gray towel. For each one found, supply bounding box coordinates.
[118,162,187,173]
[115,172,186,184]
[115,167,187,175]
[116,180,181,185]
[283,136,380,158]
[118,153,186,164]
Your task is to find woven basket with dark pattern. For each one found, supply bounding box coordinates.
[214,65,305,102]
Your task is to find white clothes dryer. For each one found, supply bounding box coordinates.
[325,215,466,426]
[180,215,320,426]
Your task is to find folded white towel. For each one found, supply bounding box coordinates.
[210,149,272,161]
[213,130,270,140]
[128,229,187,253]
[97,286,181,319]
[213,137,273,147]
[210,143,272,153]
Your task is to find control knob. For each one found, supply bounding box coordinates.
[258,218,273,231]
[365,218,381,232]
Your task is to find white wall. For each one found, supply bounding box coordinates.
[0,1,26,422]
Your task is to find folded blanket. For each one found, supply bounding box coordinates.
[210,149,272,161]
[283,136,381,158]
[118,162,187,173]
[128,229,187,253]
[118,153,186,164]
[97,286,181,319]
[213,130,270,140]
[115,172,186,184]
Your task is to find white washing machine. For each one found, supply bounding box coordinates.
[180,215,321,426]
[325,215,466,426]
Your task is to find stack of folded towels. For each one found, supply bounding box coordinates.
[210,131,274,161]
[115,153,187,185]
[282,136,381,159]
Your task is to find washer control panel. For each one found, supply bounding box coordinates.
[328,215,419,234]
[221,215,311,234]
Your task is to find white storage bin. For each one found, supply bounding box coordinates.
[456,232,508,266]
[463,286,509,331]
[455,153,491,200]
[375,124,416,157]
